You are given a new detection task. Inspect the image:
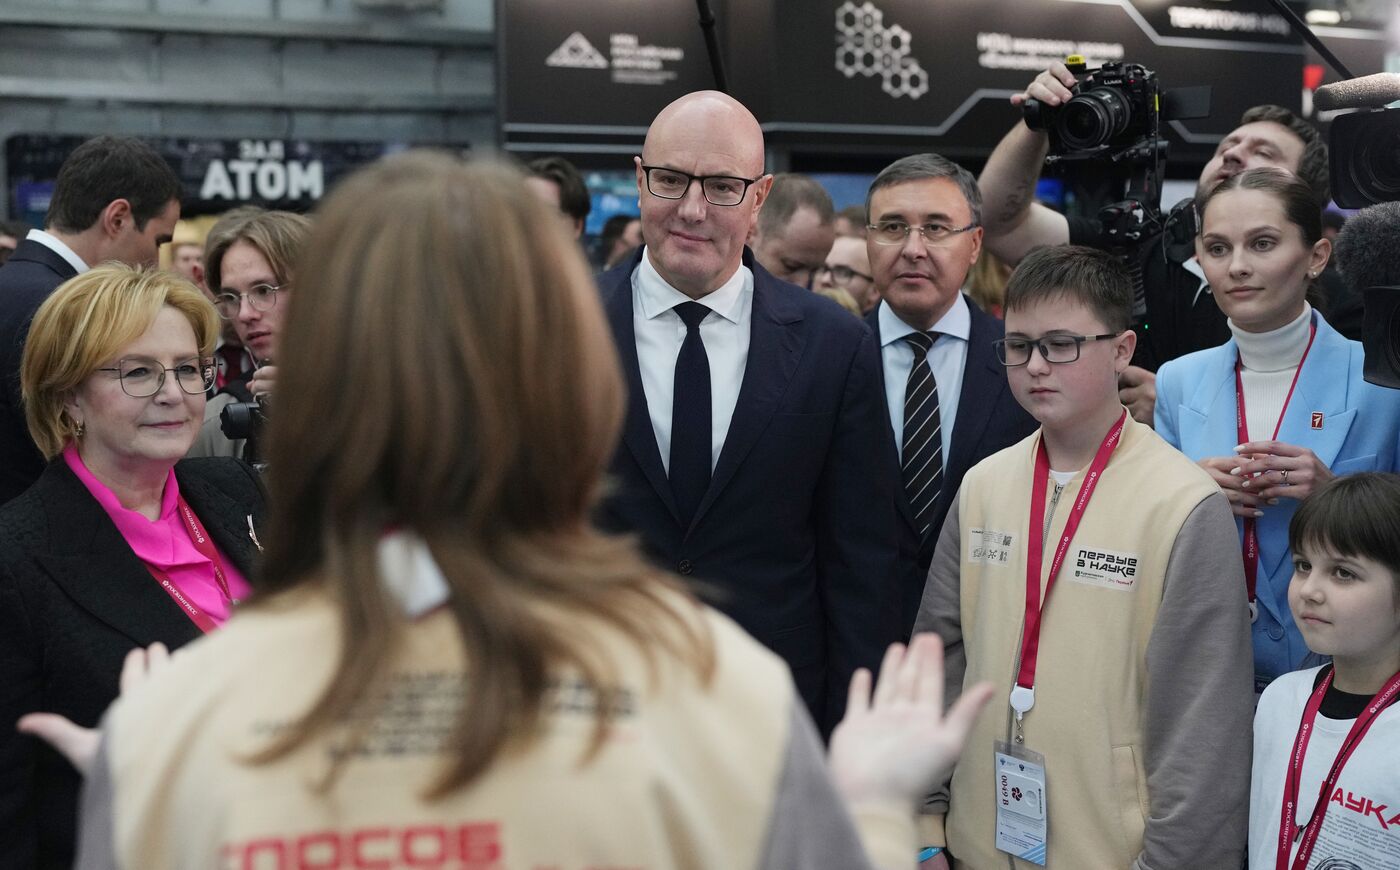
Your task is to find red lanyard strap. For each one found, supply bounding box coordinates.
[146,497,236,634]
[1235,319,1316,606]
[1277,666,1400,870]
[175,495,234,603]
[1011,411,1127,716]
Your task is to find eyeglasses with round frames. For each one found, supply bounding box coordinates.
[641,165,763,207]
[816,263,873,286]
[867,221,979,247]
[96,357,216,397]
[214,282,284,321]
[993,333,1121,367]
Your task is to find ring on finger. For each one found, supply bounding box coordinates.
[1281,469,1290,484]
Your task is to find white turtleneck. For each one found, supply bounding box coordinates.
[1230,304,1313,441]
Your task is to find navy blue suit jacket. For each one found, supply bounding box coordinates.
[598,249,899,733]
[0,240,79,504]
[866,298,1037,637]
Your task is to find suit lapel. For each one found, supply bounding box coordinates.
[34,463,203,648]
[945,303,1005,490]
[1176,342,1239,462]
[175,464,262,577]
[688,268,804,533]
[602,257,683,525]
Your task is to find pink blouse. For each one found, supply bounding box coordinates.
[64,445,251,626]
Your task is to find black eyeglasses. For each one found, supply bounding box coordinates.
[816,264,873,285]
[641,165,763,207]
[97,357,216,397]
[993,333,1121,367]
[214,283,284,320]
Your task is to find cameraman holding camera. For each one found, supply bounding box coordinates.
[187,207,311,464]
[979,60,1329,423]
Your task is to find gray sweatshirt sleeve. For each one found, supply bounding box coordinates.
[1134,491,1252,870]
[910,504,963,822]
[759,699,908,870]
[73,732,120,870]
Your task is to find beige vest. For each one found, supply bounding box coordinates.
[97,590,805,869]
[947,416,1219,869]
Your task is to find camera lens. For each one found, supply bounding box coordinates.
[1353,116,1400,204]
[1057,87,1131,151]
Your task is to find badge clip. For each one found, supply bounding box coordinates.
[1009,684,1035,720]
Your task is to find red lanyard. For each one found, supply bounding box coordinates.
[1234,320,1316,611]
[146,496,236,634]
[1276,666,1400,870]
[1009,411,1127,717]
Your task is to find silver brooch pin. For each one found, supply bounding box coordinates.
[246,514,263,552]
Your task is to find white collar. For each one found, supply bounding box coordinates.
[635,247,750,324]
[26,229,89,275]
[877,293,971,347]
[377,531,450,618]
[1230,303,1314,373]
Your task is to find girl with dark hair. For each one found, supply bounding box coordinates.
[1155,168,1400,693]
[1249,473,1400,869]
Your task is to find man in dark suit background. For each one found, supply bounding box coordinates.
[862,154,1037,638]
[597,91,899,734]
[0,136,182,503]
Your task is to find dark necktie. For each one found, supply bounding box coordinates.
[901,331,943,539]
[670,301,712,526]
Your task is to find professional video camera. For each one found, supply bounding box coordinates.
[1021,57,1210,317]
[1315,74,1400,388]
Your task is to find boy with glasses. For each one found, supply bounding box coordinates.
[912,245,1253,868]
[815,236,877,314]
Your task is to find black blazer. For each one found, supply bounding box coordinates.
[0,457,266,870]
[597,249,901,734]
[866,298,1038,637]
[0,240,79,504]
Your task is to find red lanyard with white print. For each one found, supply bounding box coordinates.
[145,496,236,633]
[1008,411,1127,721]
[1234,318,1316,619]
[1276,665,1400,870]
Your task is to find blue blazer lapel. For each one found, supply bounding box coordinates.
[689,265,805,532]
[601,257,682,525]
[1175,342,1239,463]
[866,308,918,533]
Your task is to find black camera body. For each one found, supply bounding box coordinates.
[220,395,268,465]
[1329,107,1400,210]
[1024,59,1160,160]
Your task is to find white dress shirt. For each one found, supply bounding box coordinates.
[878,294,970,465]
[632,249,753,473]
[26,229,89,275]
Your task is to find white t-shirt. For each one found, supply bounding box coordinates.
[1250,666,1400,869]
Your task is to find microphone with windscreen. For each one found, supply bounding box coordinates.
[1317,75,1400,208]
[1334,201,1400,388]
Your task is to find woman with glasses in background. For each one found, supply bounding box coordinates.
[0,265,266,870]
[188,207,310,462]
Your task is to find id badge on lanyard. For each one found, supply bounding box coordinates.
[994,741,1048,865]
[993,411,1127,865]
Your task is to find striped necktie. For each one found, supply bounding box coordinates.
[901,331,943,539]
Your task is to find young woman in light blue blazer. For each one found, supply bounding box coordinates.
[1156,169,1400,692]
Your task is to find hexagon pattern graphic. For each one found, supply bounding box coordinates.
[835,1,928,99]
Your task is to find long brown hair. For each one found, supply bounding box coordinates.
[254,152,713,794]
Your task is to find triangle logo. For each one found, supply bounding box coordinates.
[546,32,608,69]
